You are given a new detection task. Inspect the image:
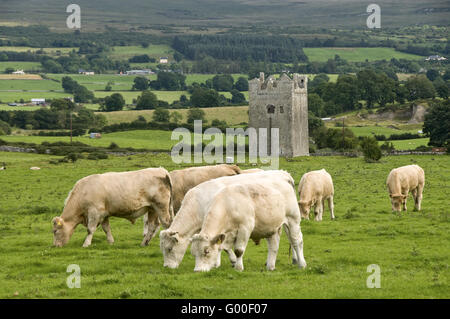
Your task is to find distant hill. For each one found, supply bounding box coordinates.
[0,0,449,31]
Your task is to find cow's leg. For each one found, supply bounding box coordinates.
[83,211,101,247]
[416,184,424,211]
[223,236,237,267]
[411,188,418,211]
[215,250,222,268]
[101,218,114,244]
[286,218,307,269]
[282,224,298,265]
[328,195,335,219]
[314,204,320,221]
[142,213,149,237]
[402,193,408,211]
[233,228,251,272]
[266,228,281,271]
[141,211,160,247]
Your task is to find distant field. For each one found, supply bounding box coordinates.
[386,138,430,150]
[0,104,41,111]
[0,91,71,103]
[304,47,424,62]
[109,45,173,60]
[0,62,42,72]
[346,125,420,137]
[98,106,249,126]
[0,79,61,91]
[0,47,75,55]
[0,74,42,80]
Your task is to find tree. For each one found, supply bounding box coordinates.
[132,76,149,91]
[173,52,183,62]
[230,89,246,104]
[405,75,436,101]
[135,90,158,110]
[423,100,450,147]
[61,76,79,93]
[308,93,325,117]
[212,74,234,91]
[73,85,94,103]
[426,69,440,82]
[101,93,125,112]
[360,136,382,162]
[4,67,14,74]
[50,98,75,112]
[190,88,220,108]
[152,108,170,123]
[187,108,206,124]
[234,77,249,91]
[170,111,183,124]
[150,72,186,91]
[0,120,11,135]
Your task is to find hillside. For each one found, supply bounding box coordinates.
[0,0,448,31]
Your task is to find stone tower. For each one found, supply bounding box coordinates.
[249,73,309,157]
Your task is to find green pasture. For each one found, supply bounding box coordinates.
[109,45,173,60]
[0,79,61,91]
[0,91,72,103]
[0,151,448,299]
[304,47,424,62]
[0,62,42,72]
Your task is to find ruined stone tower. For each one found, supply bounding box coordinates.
[249,73,309,157]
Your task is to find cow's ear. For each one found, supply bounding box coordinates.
[169,232,179,243]
[52,217,64,229]
[212,234,225,245]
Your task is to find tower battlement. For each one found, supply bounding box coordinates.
[248,72,309,157]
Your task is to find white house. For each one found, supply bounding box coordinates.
[159,57,169,64]
[425,55,447,61]
[31,98,46,105]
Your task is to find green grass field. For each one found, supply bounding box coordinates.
[110,45,173,60]
[0,62,42,72]
[0,91,72,103]
[0,79,61,91]
[98,106,249,126]
[304,47,424,62]
[0,151,448,299]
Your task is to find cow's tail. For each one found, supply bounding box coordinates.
[165,171,174,219]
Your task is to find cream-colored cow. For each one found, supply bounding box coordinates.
[190,171,306,272]
[386,164,425,212]
[298,169,335,221]
[160,170,285,269]
[142,164,241,245]
[52,168,173,247]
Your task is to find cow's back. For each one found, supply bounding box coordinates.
[387,165,424,194]
[298,169,333,200]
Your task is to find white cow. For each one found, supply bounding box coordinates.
[142,164,241,245]
[160,170,296,269]
[386,164,425,212]
[190,172,306,272]
[298,169,335,221]
[52,168,173,247]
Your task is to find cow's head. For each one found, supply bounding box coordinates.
[298,200,312,219]
[52,217,72,247]
[389,194,407,212]
[160,230,191,269]
[191,233,225,272]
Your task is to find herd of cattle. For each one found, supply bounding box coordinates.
[51,163,425,272]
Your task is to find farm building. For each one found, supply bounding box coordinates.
[31,98,46,105]
[425,55,447,61]
[78,69,95,75]
[159,57,169,64]
[12,69,25,75]
[125,69,154,75]
[89,133,102,139]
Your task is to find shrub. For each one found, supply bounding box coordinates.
[108,142,119,150]
[360,137,382,162]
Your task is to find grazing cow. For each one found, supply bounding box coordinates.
[190,171,306,272]
[160,169,275,269]
[142,164,241,245]
[298,169,335,221]
[386,164,425,212]
[52,168,173,247]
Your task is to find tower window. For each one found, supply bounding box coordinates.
[267,105,275,114]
